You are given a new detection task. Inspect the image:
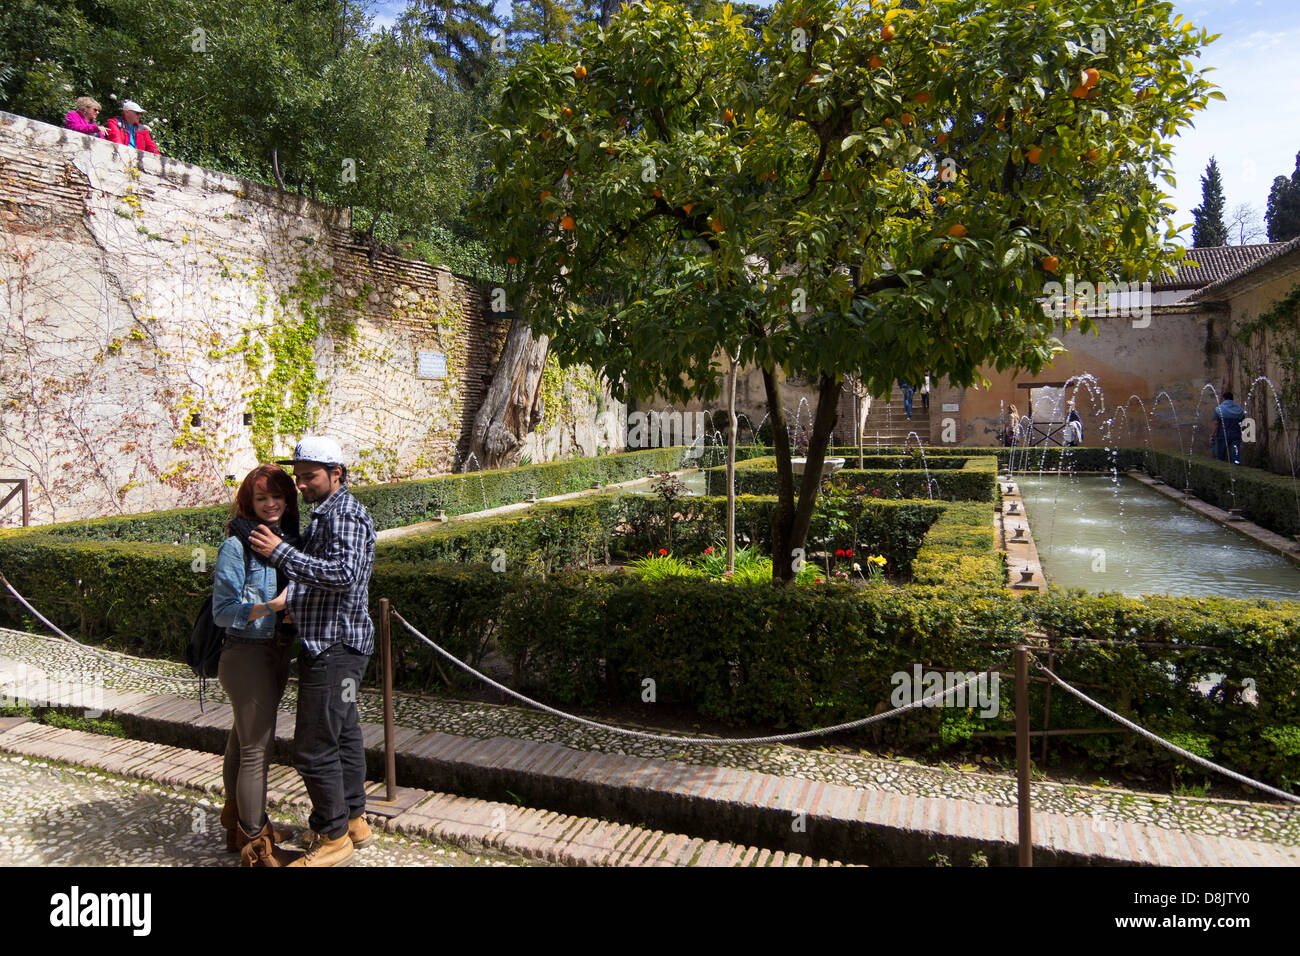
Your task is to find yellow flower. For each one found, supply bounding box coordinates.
[869,555,887,566]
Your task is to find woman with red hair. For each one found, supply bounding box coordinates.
[211,465,303,865]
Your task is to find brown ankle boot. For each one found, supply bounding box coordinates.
[239,821,304,867]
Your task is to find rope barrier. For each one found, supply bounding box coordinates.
[0,574,200,687]
[392,609,1006,746]
[1030,654,1300,806]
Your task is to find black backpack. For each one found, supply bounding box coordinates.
[186,538,249,702]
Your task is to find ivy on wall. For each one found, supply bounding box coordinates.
[1233,283,1300,472]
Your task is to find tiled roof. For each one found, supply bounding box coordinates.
[1153,243,1287,289]
[1187,235,1300,301]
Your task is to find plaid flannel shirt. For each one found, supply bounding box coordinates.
[269,485,376,658]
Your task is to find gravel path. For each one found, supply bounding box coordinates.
[1,627,1295,847]
[0,752,536,867]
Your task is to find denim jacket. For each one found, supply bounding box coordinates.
[211,535,278,639]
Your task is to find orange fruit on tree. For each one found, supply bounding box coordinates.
[574,64,587,79]
[1041,255,1060,272]
[1084,148,1100,162]
[723,109,734,123]
[913,91,931,104]
[822,169,831,180]
[1082,68,1100,88]
[605,145,617,155]
[883,117,893,127]
[562,107,573,118]
[942,242,950,250]
[711,218,723,232]
[901,112,914,125]
[1026,147,1042,164]
[682,202,695,213]
[540,190,552,201]
[1070,85,1088,98]
[936,195,946,206]
[561,215,576,230]
[868,55,883,69]
[652,188,662,198]
[507,255,518,264]
[881,23,896,41]
[935,131,949,145]
[541,129,552,139]
[947,223,967,237]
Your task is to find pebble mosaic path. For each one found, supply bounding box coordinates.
[1,627,1297,863]
[0,745,531,867]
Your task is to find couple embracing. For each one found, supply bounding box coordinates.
[210,437,376,867]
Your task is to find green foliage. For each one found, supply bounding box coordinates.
[1191,156,1228,247]
[1265,154,1300,243]
[1143,449,1300,537]
[706,454,997,502]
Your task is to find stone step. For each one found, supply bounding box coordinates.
[0,720,845,867]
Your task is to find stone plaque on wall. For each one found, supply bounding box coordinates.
[417,351,447,379]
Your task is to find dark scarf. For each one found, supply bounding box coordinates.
[226,515,302,596]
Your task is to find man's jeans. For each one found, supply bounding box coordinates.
[294,643,371,840]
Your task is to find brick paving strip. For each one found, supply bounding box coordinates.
[0,720,843,868]
[2,637,1296,865]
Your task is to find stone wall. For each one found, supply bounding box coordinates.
[0,111,621,525]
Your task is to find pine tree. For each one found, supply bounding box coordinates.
[1191,156,1228,247]
[504,0,583,63]
[1264,152,1300,242]
[401,0,503,90]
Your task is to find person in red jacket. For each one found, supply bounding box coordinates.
[105,100,160,155]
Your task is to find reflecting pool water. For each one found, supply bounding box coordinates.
[1017,475,1300,601]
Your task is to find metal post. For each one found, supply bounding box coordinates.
[1016,645,1033,867]
[20,478,28,527]
[380,597,396,802]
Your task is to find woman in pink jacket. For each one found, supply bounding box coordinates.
[64,96,107,138]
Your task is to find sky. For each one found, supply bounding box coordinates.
[373,0,1293,245]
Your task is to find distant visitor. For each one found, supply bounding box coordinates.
[1211,391,1245,464]
[105,100,160,154]
[64,96,106,139]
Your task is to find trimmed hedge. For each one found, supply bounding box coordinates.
[1143,450,1300,539]
[27,446,689,544]
[704,454,997,501]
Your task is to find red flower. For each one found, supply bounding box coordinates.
[647,551,653,556]
[658,548,668,555]
[835,549,845,557]
[846,549,854,557]
[704,546,714,554]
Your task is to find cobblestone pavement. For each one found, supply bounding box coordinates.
[1,627,1295,846]
[0,753,536,866]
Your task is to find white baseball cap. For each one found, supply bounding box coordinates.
[122,100,145,113]
[277,436,346,468]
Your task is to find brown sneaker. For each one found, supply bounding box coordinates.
[289,831,355,868]
[239,822,305,867]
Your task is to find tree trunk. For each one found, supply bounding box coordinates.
[271,147,286,192]
[466,314,550,470]
[760,364,842,585]
[725,350,739,574]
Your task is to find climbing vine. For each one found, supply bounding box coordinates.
[1233,283,1300,472]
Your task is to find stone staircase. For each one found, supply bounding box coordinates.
[849,384,932,448]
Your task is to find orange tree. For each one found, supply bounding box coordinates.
[473,0,1218,583]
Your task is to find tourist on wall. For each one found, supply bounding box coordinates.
[920,375,931,413]
[64,96,106,138]
[1211,391,1245,464]
[248,436,377,868]
[1004,403,1021,446]
[105,100,160,154]
[211,464,304,866]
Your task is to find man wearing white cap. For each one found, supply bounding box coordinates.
[105,100,160,155]
[247,436,376,867]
